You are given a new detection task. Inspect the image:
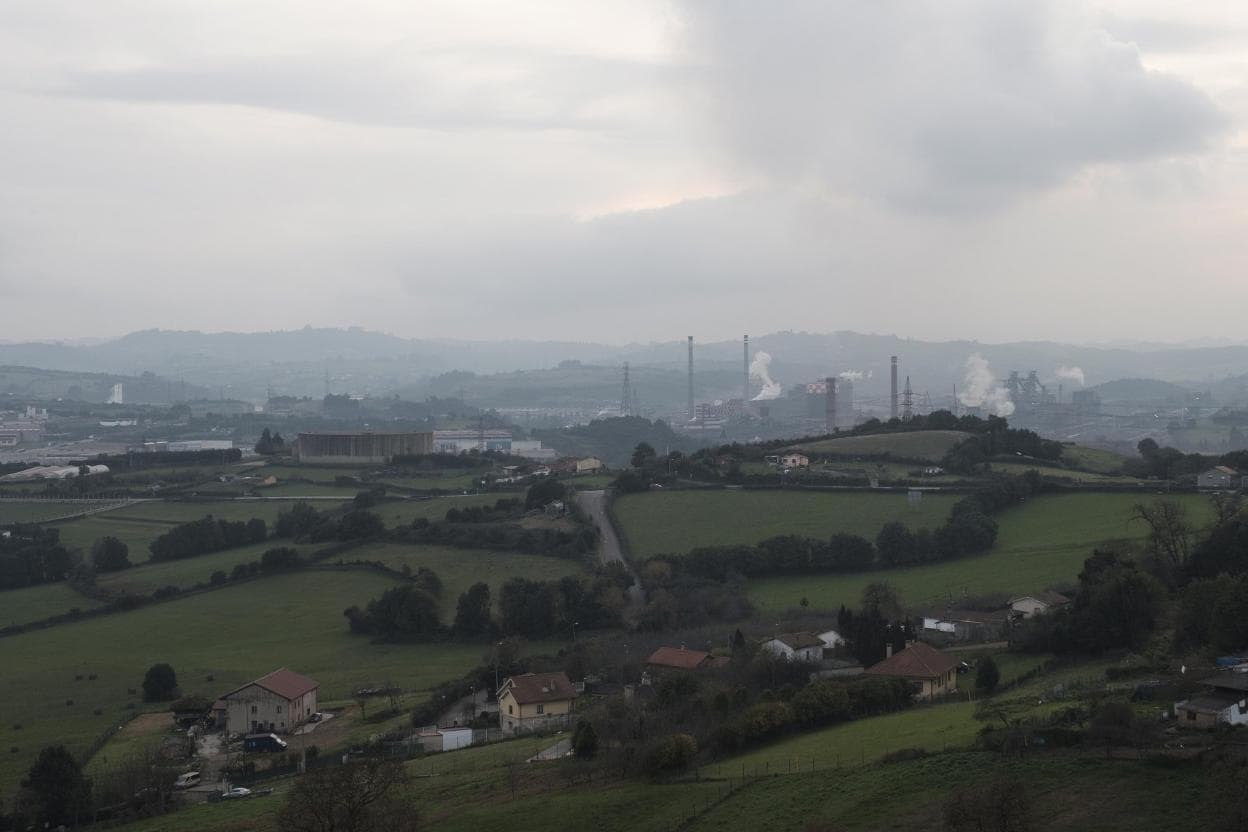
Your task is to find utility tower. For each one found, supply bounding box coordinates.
[902,376,914,420]
[686,336,694,421]
[620,362,634,417]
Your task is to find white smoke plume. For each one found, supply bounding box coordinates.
[957,354,1015,417]
[750,351,783,400]
[1054,366,1086,386]
[838,370,871,381]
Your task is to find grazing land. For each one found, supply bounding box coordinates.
[747,492,1214,611]
[0,581,102,628]
[93,541,314,595]
[615,490,960,559]
[338,542,586,622]
[0,569,514,794]
[371,495,500,528]
[788,430,971,461]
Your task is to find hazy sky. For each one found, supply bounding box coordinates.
[2,1,1247,345]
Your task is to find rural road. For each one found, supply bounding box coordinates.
[574,490,645,610]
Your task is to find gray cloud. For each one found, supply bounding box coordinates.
[679,1,1227,211]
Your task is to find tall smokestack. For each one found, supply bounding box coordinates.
[687,336,694,421]
[825,377,838,434]
[890,356,899,420]
[743,335,750,403]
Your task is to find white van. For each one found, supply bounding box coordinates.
[173,771,201,790]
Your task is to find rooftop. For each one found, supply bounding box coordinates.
[768,632,824,650]
[1199,671,1248,693]
[865,642,958,680]
[646,646,712,670]
[502,671,577,705]
[225,668,319,701]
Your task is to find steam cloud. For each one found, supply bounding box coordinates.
[1054,366,1086,386]
[838,370,871,381]
[750,351,783,400]
[957,354,1015,417]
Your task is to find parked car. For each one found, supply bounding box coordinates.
[243,732,288,753]
[173,771,201,790]
[307,712,323,723]
[221,787,251,800]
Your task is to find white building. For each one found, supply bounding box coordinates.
[1176,671,1248,727]
[433,430,513,453]
[817,630,845,648]
[1009,591,1071,619]
[220,668,319,736]
[760,632,824,662]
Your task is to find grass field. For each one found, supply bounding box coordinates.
[1057,444,1130,474]
[372,495,499,528]
[107,499,327,525]
[789,431,970,461]
[747,492,1214,611]
[0,569,529,796]
[93,541,314,594]
[0,500,132,525]
[0,581,102,628]
[341,542,585,622]
[615,490,959,559]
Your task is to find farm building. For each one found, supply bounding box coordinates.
[818,630,845,649]
[1176,671,1248,727]
[780,453,810,469]
[575,456,605,473]
[417,726,475,752]
[497,671,576,735]
[865,642,958,700]
[220,668,319,735]
[1197,466,1241,490]
[760,632,824,662]
[293,431,432,464]
[1009,591,1071,619]
[646,646,715,672]
[921,609,1011,643]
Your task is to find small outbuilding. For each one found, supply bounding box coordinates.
[1009,591,1071,619]
[760,632,825,662]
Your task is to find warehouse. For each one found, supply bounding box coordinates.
[294,431,432,464]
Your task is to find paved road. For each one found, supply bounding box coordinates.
[574,490,644,610]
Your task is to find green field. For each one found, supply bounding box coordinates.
[93,541,315,595]
[0,569,522,796]
[747,492,1215,611]
[106,499,329,525]
[1057,445,1130,474]
[342,542,586,622]
[0,581,102,628]
[615,490,959,559]
[372,495,500,528]
[0,500,131,525]
[789,430,970,461]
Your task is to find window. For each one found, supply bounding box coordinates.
[276,705,282,714]
[1187,711,1197,721]
[508,704,513,715]
[537,704,545,715]
[251,705,258,714]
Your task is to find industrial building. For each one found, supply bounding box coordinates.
[294,431,433,464]
[433,429,514,453]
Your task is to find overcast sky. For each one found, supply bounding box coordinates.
[2,1,1247,345]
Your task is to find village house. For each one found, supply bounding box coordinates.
[646,646,715,672]
[220,668,319,735]
[760,632,825,662]
[1197,466,1241,490]
[817,629,845,649]
[497,671,576,735]
[575,457,605,474]
[780,453,810,469]
[1009,591,1071,619]
[865,642,958,700]
[1176,671,1248,727]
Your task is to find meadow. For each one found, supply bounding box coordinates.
[0,569,530,795]
[0,581,102,628]
[341,542,585,622]
[614,490,960,559]
[93,540,314,595]
[789,430,970,461]
[747,492,1215,611]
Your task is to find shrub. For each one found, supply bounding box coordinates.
[643,734,697,776]
[142,663,178,702]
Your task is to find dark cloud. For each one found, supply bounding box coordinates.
[679,1,1227,211]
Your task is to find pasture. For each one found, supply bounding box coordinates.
[93,541,314,595]
[0,581,102,628]
[747,492,1215,612]
[614,490,959,559]
[788,430,970,461]
[337,542,585,622]
[0,569,519,795]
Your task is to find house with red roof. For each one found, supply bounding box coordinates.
[865,642,958,700]
[220,668,319,735]
[646,646,715,671]
[497,671,577,735]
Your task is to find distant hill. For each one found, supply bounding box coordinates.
[1088,378,1193,403]
[789,430,970,462]
[0,365,210,403]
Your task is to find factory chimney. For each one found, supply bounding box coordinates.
[687,336,694,422]
[825,377,838,434]
[890,356,899,420]
[743,335,750,403]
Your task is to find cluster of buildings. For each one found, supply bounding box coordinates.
[0,406,48,448]
[0,464,110,483]
[291,430,559,465]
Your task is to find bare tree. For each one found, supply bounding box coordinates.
[276,759,417,832]
[1132,499,1194,573]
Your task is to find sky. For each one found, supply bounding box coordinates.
[1,0,1247,345]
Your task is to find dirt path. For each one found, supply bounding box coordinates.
[574,490,644,613]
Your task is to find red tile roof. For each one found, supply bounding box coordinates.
[865,642,958,680]
[224,668,319,702]
[502,672,577,705]
[646,646,712,670]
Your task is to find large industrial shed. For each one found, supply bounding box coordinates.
[293,431,432,464]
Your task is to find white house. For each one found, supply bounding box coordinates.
[1198,466,1240,490]
[220,668,319,736]
[780,453,810,469]
[1009,591,1071,619]
[1176,671,1248,727]
[817,630,845,649]
[760,632,824,662]
[575,457,605,474]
